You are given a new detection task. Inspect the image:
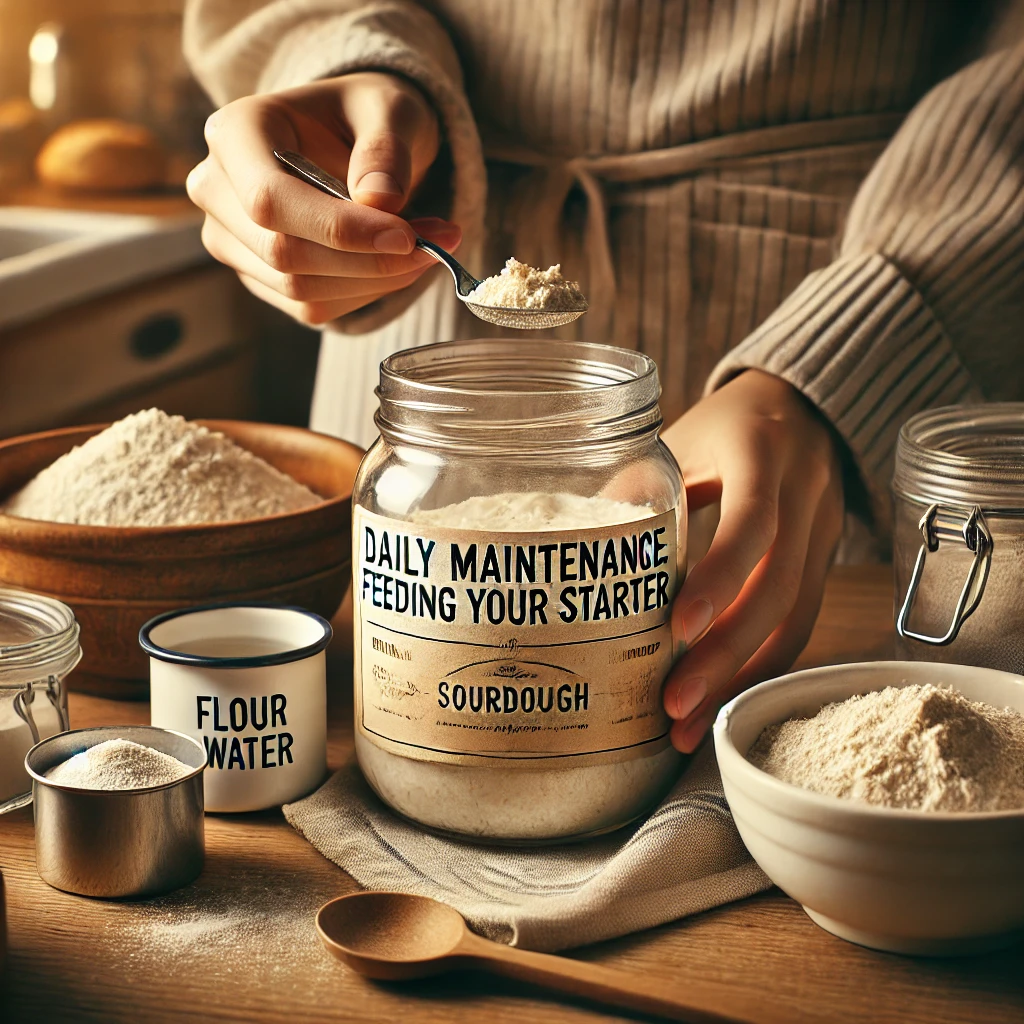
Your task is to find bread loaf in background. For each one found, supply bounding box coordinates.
[36,118,166,192]
[0,98,43,185]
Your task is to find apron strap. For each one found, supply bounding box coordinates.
[482,112,905,338]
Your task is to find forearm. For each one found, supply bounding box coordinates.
[707,39,1024,530]
[184,0,463,102]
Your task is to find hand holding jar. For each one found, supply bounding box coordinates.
[661,370,846,753]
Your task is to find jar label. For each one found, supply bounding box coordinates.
[353,506,678,766]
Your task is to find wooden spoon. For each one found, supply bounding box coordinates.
[316,892,747,1023]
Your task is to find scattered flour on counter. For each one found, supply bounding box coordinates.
[3,408,321,526]
[749,683,1024,812]
[107,866,339,987]
[45,738,192,790]
[467,258,587,311]
[410,491,651,531]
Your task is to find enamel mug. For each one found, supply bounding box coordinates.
[142,605,331,812]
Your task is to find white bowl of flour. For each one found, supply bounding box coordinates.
[714,661,1024,956]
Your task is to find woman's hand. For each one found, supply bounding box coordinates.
[661,370,846,752]
[186,72,461,326]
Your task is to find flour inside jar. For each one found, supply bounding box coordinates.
[355,487,681,840]
[409,491,652,530]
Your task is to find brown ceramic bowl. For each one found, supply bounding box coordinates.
[0,420,363,697]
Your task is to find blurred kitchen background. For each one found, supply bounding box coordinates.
[0,0,321,440]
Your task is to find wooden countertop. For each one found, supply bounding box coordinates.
[1,565,1022,1024]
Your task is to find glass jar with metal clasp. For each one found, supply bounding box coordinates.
[0,588,80,813]
[893,404,1024,673]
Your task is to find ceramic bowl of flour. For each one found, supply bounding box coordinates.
[714,661,1024,956]
[0,420,362,696]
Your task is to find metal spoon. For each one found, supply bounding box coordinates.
[316,891,746,1023]
[273,150,588,330]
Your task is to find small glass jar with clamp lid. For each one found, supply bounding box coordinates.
[893,404,1024,673]
[1,588,80,813]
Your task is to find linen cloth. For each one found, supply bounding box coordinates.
[283,743,770,952]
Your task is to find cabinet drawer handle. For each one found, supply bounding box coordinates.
[129,314,184,361]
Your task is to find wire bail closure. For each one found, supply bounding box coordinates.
[12,675,70,743]
[896,504,992,646]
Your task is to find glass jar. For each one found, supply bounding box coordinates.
[352,339,686,842]
[893,404,1024,673]
[0,588,80,813]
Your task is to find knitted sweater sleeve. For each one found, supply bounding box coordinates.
[705,40,1024,527]
[182,0,485,332]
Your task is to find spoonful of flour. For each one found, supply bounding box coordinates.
[467,258,587,312]
[270,152,586,328]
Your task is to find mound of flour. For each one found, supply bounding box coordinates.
[749,683,1024,812]
[3,409,321,526]
[467,258,586,310]
[46,738,192,790]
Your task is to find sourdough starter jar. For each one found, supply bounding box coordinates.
[894,404,1024,673]
[352,340,686,841]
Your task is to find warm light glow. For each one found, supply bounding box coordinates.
[29,25,62,111]
[28,29,59,65]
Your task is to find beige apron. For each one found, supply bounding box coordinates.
[310,112,904,449]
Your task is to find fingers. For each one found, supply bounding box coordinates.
[668,498,840,753]
[665,477,844,752]
[237,271,406,327]
[188,76,458,322]
[730,515,837,692]
[192,158,455,275]
[656,370,846,754]
[203,216,435,303]
[663,475,818,726]
[670,425,791,653]
[341,77,440,212]
[192,140,460,324]
[201,96,420,254]
[230,212,459,325]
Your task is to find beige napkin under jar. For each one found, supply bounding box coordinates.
[284,744,770,952]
